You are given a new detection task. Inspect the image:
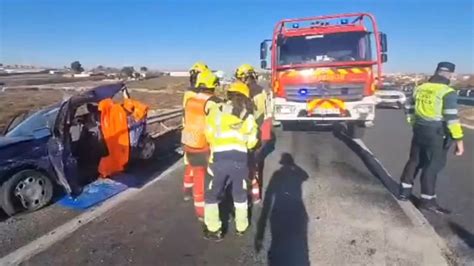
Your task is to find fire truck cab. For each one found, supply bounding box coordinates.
[260,13,387,138]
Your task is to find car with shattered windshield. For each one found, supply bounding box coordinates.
[0,83,154,216]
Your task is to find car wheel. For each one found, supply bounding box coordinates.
[1,170,54,216]
[139,135,156,160]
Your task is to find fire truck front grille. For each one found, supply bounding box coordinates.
[285,83,365,102]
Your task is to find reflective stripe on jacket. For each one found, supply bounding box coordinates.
[253,91,267,126]
[205,102,258,161]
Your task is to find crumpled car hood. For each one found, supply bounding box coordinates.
[0,135,34,149]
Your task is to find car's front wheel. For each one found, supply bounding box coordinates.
[138,135,156,160]
[1,170,54,216]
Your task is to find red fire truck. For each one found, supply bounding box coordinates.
[260,13,387,137]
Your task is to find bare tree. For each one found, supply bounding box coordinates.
[70,61,84,73]
[121,66,135,78]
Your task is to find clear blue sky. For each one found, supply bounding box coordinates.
[0,0,473,73]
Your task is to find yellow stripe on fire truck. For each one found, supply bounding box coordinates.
[281,67,369,78]
[337,69,349,75]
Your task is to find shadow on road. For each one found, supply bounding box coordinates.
[0,210,7,223]
[333,125,400,197]
[449,222,474,249]
[255,153,310,266]
[219,132,278,235]
[120,129,182,188]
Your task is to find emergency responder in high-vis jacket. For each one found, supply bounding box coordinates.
[235,64,271,204]
[181,70,222,220]
[399,62,464,214]
[203,82,259,241]
[182,62,210,204]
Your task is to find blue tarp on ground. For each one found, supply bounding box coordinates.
[57,175,138,210]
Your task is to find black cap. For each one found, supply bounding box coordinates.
[436,62,455,73]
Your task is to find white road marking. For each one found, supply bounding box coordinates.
[0,159,183,266]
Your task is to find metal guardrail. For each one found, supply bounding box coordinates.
[146,108,183,137]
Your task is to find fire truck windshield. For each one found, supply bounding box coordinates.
[277,31,371,66]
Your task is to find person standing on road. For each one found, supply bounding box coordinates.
[203,82,259,241]
[181,71,222,220]
[399,62,464,214]
[235,64,271,204]
[182,62,210,200]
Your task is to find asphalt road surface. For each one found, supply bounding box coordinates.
[0,109,472,265]
[365,108,474,263]
[0,132,181,257]
[16,122,444,265]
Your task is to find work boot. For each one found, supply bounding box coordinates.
[419,200,451,215]
[398,186,412,201]
[203,229,223,242]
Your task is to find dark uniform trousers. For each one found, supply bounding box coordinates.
[400,123,452,196]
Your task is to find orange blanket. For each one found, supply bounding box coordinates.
[123,98,148,122]
[98,99,130,178]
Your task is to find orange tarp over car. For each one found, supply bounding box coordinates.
[98,99,130,178]
[123,98,148,122]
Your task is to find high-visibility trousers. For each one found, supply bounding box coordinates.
[260,118,273,142]
[183,149,209,218]
[205,155,249,233]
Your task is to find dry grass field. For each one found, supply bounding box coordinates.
[0,76,188,131]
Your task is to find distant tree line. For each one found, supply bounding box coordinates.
[69,61,154,79]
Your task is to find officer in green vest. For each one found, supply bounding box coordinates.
[399,62,464,214]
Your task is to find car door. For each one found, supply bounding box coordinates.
[47,100,80,195]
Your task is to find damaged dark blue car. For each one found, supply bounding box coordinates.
[0,83,155,216]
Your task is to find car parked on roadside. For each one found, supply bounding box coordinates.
[457,88,473,97]
[375,84,407,109]
[0,83,154,216]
